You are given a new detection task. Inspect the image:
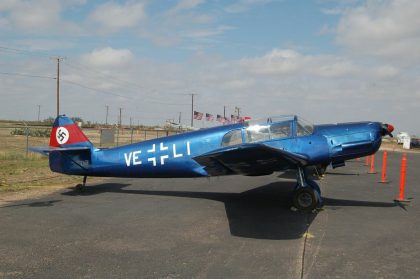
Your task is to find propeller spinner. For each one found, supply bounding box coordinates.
[382,123,394,137]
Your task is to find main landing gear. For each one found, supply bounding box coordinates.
[75,176,87,191]
[292,167,322,212]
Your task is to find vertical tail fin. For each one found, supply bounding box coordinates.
[49,115,93,148]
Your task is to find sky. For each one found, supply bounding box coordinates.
[0,0,419,134]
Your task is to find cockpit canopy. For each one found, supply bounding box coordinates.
[221,115,314,147]
[245,115,314,142]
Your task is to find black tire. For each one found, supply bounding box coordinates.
[307,179,321,195]
[292,187,317,212]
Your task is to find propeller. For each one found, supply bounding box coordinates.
[382,123,394,137]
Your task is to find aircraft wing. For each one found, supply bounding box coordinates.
[193,143,309,176]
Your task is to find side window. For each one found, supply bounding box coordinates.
[297,118,314,136]
[246,125,270,142]
[222,129,243,147]
[270,121,291,139]
[297,123,313,136]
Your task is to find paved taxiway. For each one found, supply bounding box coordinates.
[1,151,419,278]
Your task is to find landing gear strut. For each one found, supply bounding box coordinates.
[75,176,87,191]
[292,167,322,211]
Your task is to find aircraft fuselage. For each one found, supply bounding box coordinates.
[49,119,383,178]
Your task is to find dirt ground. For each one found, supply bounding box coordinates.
[0,124,181,203]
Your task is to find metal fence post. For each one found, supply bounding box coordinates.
[116,127,119,147]
[25,127,29,157]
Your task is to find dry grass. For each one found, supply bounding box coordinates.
[0,125,179,194]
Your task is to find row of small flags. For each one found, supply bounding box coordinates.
[194,111,251,123]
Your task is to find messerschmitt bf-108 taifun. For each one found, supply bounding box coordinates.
[31,115,394,211]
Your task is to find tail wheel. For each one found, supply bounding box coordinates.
[293,187,317,212]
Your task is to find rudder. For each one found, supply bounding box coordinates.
[49,115,93,149]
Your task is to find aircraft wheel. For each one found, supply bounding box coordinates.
[293,187,318,212]
[307,179,323,207]
[307,179,321,195]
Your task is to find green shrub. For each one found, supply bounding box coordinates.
[10,128,50,137]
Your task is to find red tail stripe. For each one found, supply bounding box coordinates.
[49,124,89,147]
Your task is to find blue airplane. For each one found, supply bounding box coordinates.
[32,115,394,211]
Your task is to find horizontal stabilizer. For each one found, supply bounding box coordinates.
[30,146,91,156]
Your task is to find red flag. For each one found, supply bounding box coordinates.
[194,111,203,120]
[206,113,214,121]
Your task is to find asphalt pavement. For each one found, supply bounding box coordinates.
[0,151,419,278]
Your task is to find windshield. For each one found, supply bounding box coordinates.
[244,115,313,143]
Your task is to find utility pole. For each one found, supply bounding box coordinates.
[50,57,64,117]
[223,106,226,118]
[235,106,241,117]
[119,108,123,127]
[105,105,109,125]
[37,105,41,122]
[186,93,195,127]
[191,94,195,127]
[178,112,182,124]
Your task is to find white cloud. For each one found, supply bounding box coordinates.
[320,7,344,15]
[336,0,420,65]
[240,49,360,78]
[221,79,255,90]
[239,48,403,82]
[185,25,235,39]
[0,0,82,33]
[225,0,272,14]
[81,47,134,67]
[370,65,400,79]
[241,49,301,75]
[317,24,335,35]
[138,8,227,47]
[170,0,205,13]
[89,1,146,32]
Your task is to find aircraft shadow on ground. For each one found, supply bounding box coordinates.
[62,181,398,240]
[1,199,62,208]
[63,181,314,240]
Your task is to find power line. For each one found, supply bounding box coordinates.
[0,45,192,108]
[61,79,131,99]
[63,60,145,90]
[0,71,56,79]
[0,46,53,57]
[61,79,189,106]
[62,60,187,105]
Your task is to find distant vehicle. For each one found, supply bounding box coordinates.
[165,120,198,131]
[31,115,394,212]
[397,132,410,144]
[411,138,420,148]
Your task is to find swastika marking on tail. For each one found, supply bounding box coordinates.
[56,127,69,144]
